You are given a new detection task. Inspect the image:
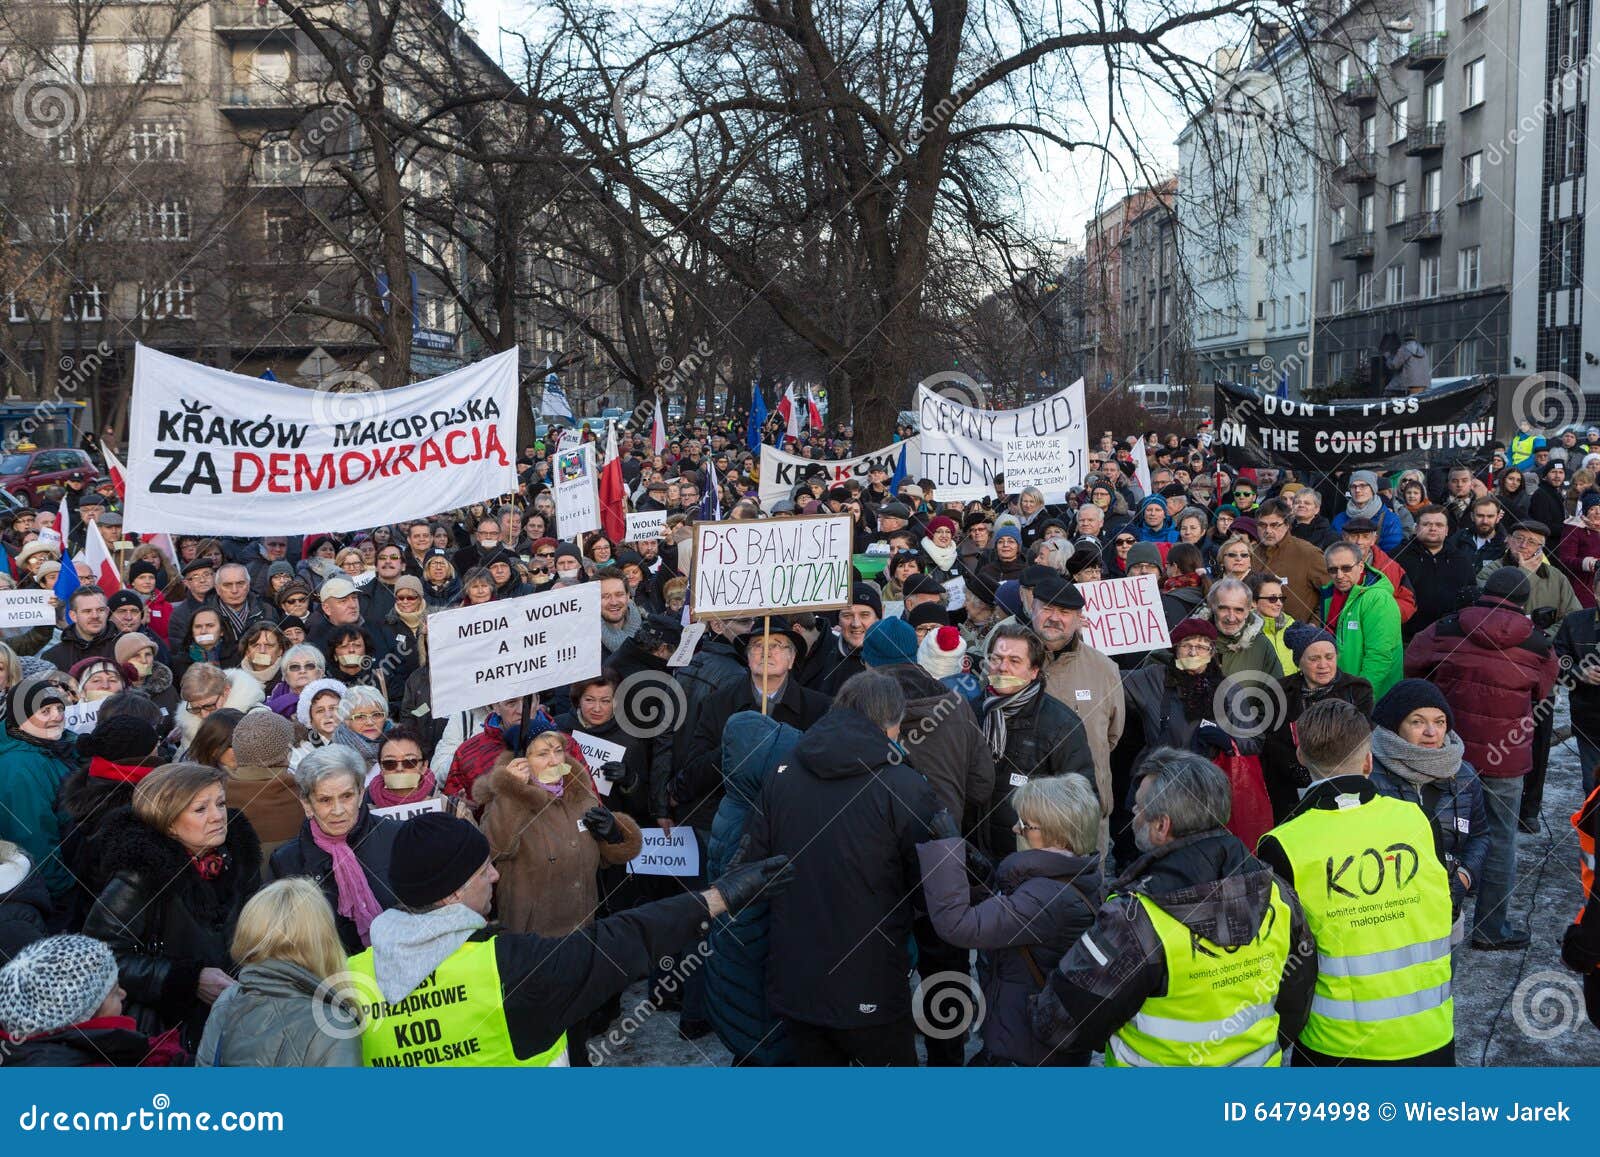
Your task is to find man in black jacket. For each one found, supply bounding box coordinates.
[799,583,880,694]
[1555,594,1600,795]
[1531,460,1569,552]
[40,587,121,670]
[745,670,942,1065]
[1448,494,1508,568]
[1396,505,1479,642]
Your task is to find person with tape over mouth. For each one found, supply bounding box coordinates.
[344,809,791,1068]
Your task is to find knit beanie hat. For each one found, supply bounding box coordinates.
[1373,678,1455,734]
[849,582,884,618]
[1350,470,1381,492]
[389,813,492,909]
[267,560,296,581]
[231,709,296,770]
[992,524,1023,546]
[1169,617,1219,646]
[918,625,967,679]
[906,602,950,629]
[1482,566,1531,606]
[1284,623,1335,666]
[8,673,65,729]
[861,618,919,668]
[1125,543,1163,570]
[393,575,425,597]
[16,655,55,684]
[994,580,1023,618]
[0,935,119,1039]
[77,715,159,763]
[114,632,157,664]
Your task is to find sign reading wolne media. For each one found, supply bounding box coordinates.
[121,345,519,535]
[427,583,601,716]
[915,380,1088,502]
[1078,574,1172,657]
[691,514,852,619]
[1214,377,1498,474]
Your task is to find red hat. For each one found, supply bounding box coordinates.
[1169,618,1218,646]
[925,515,958,537]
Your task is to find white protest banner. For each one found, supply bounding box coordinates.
[691,514,852,620]
[667,621,706,667]
[0,588,55,629]
[36,527,61,552]
[571,730,627,797]
[942,576,967,612]
[122,344,518,535]
[915,378,1087,502]
[64,699,101,735]
[624,509,666,542]
[555,442,600,539]
[1002,435,1081,494]
[757,440,916,510]
[628,827,701,877]
[370,796,446,821]
[1078,574,1172,656]
[427,583,601,716]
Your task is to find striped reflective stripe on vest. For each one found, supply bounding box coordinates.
[1317,934,1452,978]
[1584,849,1596,871]
[1311,979,1452,1021]
[1108,1034,1280,1068]
[1132,1000,1275,1044]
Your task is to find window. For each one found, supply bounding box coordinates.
[1283,295,1291,327]
[1425,80,1443,125]
[249,48,292,85]
[1457,245,1481,290]
[1359,193,1374,232]
[1460,152,1483,200]
[1390,180,1409,221]
[1330,279,1346,312]
[1423,168,1442,211]
[1161,291,1172,326]
[1390,97,1409,142]
[1336,135,1350,164]
[1462,57,1485,108]
[1458,339,1479,374]
[53,133,77,163]
[1420,254,1441,297]
[1361,115,1376,151]
[47,43,95,85]
[126,42,181,84]
[140,279,194,320]
[1298,224,1308,256]
[1298,291,1307,324]
[142,197,190,240]
[66,284,103,321]
[8,295,29,323]
[1566,0,1583,66]
[1560,221,1579,285]
[1563,110,1585,176]
[1386,264,1406,302]
[47,203,71,242]
[129,120,185,161]
[1337,56,1352,89]
[257,137,300,184]
[1427,0,1446,33]
[1365,39,1380,69]
[264,208,294,247]
[1255,300,1265,320]
[1257,236,1267,258]
[1357,272,1374,309]
[1331,204,1347,242]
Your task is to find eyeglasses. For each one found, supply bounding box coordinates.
[378,756,422,771]
[347,710,386,724]
[1012,819,1042,833]
[1256,594,1284,604]
[1328,563,1361,574]
[395,593,422,603]
[536,551,555,559]
[285,662,319,673]
[188,698,221,714]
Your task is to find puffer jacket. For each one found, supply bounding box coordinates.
[1120,654,1266,767]
[1132,495,1178,543]
[882,663,995,834]
[0,867,50,963]
[1558,523,1600,609]
[81,806,262,1049]
[1404,597,1559,778]
[1369,744,1489,918]
[704,713,801,1066]
[1029,829,1316,1060]
[980,682,1095,856]
[1316,567,1403,697]
[268,808,400,953]
[0,724,82,897]
[196,959,361,1067]
[917,840,1101,1065]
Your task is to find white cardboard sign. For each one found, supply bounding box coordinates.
[427,584,602,716]
[370,796,447,821]
[0,588,55,628]
[628,827,701,877]
[624,510,666,542]
[1078,573,1172,656]
[690,514,852,620]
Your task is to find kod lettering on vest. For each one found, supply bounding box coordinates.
[1326,842,1420,900]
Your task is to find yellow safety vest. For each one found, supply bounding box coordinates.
[346,938,568,1068]
[1106,885,1292,1068]
[1267,791,1454,1061]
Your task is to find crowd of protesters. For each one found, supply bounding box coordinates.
[4,402,1600,1069]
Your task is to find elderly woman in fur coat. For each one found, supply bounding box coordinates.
[473,724,643,939]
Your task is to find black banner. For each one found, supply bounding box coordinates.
[1214,377,1500,475]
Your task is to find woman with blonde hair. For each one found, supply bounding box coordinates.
[196,877,361,1066]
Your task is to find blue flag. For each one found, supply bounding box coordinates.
[699,460,723,522]
[260,369,278,381]
[889,441,908,494]
[747,382,767,453]
[1276,369,1289,399]
[53,556,80,626]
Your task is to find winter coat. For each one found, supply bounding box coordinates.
[1120,655,1266,767]
[226,765,305,869]
[0,868,50,963]
[552,709,652,825]
[1369,749,1489,915]
[0,725,81,897]
[1316,567,1404,697]
[0,1017,187,1067]
[1258,672,1375,820]
[661,633,746,821]
[172,669,266,758]
[1367,547,1418,625]
[1475,554,1581,639]
[798,633,868,696]
[1258,614,1299,675]
[1194,607,1284,681]
[1254,535,1330,624]
[877,663,995,833]
[744,706,942,1029]
[1555,607,1600,728]
[1404,598,1559,778]
[675,673,831,832]
[196,959,361,1067]
[705,713,801,1066]
[1558,523,1600,609]
[268,808,400,954]
[82,806,262,1049]
[917,840,1102,1065]
[1531,482,1569,550]
[1291,515,1340,551]
[39,620,123,672]
[1396,542,1480,639]
[131,661,180,722]
[1040,636,1125,816]
[476,755,642,938]
[1030,829,1316,1059]
[1331,504,1405,554]
[1447,525,1508,569]
[59,755,165,901]
[981,683,1096,855]
[1132,496,1178,543]
[1160,582,1205,629]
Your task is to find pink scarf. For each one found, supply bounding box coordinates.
[366,770,437,810]
[308,821,385,946]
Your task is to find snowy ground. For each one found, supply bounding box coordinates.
[597,698,1600,1066]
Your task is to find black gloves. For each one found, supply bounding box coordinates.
[1192,723,1232,755]
[582,806,626,845]
[1562,922,1600,974]
[1532,607,1559,631]
[925,809,962,843]
[598,760,637,794]
[712,833,795,915]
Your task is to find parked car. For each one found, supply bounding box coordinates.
[0,447,97,504]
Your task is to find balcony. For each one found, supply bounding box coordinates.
[1400,210,1443,241]
[1337,232,1375,260]
[212,3,296,38]
[1340,78,1379,106]
[1404,121,1446,154]
[1333,151,1377,183]
[219,81,317,124]
[1403,31,1449,68]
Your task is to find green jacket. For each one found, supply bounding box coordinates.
[1316,568,1403,698]
[0,727,80,897]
